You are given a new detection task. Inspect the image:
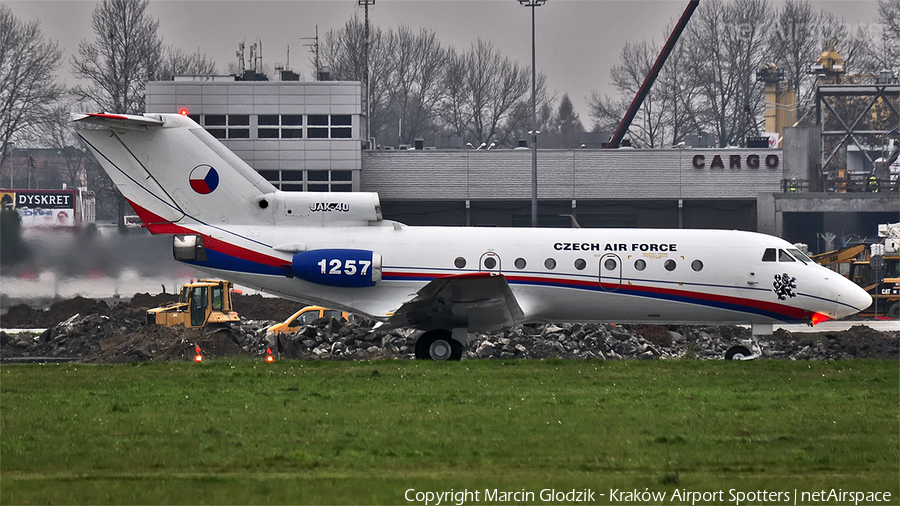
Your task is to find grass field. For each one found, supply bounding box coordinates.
[1,359,898,505]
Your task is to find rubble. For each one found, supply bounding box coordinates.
[1,294,897,363]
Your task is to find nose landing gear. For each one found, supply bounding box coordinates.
[725,324,768,360]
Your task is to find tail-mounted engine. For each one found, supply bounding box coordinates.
[173,234,206,261]
[252,191,383,227]
[291,249,382,287]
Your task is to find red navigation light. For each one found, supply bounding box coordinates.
[194,345,203,362]
[179,108,189,116]
[265,347,274,363]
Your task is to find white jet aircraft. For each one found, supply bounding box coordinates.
[74,113,872,360]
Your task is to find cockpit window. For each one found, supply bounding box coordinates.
[778,249,796,262]
[787,248,810,264]
[762,248,777,262]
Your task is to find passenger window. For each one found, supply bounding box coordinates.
[778,249,796,262]
[604,258,617,270]
[454,257,466,269]
[515,258,527,269]
[634,259,647,271]
[762,248,777,262]
[574,259,586,270]
[664,259,677,271]
[544,258,557,270]
[691,260,703,272]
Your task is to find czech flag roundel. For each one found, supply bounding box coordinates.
[189,165,219,194]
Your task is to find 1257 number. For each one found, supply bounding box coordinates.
[317,258,372,276]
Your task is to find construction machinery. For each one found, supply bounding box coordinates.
[265,306,350,336]
[812,224,900,318]
[147,279,241,329]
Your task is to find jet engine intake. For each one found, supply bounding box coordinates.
[173,235,207,261]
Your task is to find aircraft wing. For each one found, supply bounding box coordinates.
[388,272,525,332]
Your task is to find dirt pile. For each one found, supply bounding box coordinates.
[1,293,897,363]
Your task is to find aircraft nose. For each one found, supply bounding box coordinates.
[836,277,872,318]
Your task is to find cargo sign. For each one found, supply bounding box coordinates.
[692,153,779,169]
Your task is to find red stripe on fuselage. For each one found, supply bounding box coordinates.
[200,234,286,268]
[125,199,285,268]
[124,198,192,234]
[386,269,814,322]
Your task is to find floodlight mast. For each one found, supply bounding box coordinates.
[518,0,546,227]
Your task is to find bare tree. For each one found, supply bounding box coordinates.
[438,48,471,139]
[451,38,538,146]
[154,47,217,81]
[588,40,672,148]
[855,0,900,75]
[384,26,447,146]
[770,0,822,109]
[71,0,162,114]
[321,16,393,144]
[321,18,543,148]
[588,28,694,148]
[682,0,773,147]
[879,0,900,73]
[0,5,65,171]
[42,104,90,189]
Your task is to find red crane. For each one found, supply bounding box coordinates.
[603,0,699,148]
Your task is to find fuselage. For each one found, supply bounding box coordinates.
[179,221,871,328]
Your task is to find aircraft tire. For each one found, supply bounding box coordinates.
[414,330,462,361]
[725,345,752,361]
[886,302,899,320]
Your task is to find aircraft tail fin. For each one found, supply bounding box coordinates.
[74,113,277,232]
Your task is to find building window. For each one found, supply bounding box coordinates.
[307,114,352,139]
[257,114,303,139]
[306,170,352,192]
[201,114,250,139]
[260,169,353,192]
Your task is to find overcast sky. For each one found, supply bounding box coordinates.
[6,0,881,122]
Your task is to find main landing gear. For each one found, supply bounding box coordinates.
[414,329,464,361]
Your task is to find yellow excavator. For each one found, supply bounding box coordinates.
[812,224,900,319]
[147,279,241,330]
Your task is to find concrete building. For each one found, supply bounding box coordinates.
[146,78,898,254]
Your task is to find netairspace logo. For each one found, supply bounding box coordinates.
[404,487,894,506]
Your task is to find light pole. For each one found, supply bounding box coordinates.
[359,0,375,148]
[518,0,545,227]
